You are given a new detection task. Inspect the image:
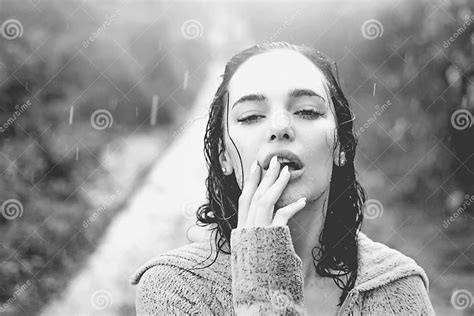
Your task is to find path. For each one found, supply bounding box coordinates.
[40,8,252,315]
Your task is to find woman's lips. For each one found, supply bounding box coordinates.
[262,166,304,182]
[287,166,304,181]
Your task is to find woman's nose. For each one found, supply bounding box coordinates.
[267,111,295,142]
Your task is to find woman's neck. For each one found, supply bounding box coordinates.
[286,190,329,283]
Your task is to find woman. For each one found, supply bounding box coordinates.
[130,42,435,315]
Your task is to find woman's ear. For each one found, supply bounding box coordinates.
[218,139,233,175]
[333,143,346,167]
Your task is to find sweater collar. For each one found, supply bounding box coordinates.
[354,231,429,292]
[130,230,430,294]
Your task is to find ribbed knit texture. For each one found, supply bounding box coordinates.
[131,226,435,315]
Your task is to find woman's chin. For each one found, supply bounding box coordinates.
[275,189,305,210]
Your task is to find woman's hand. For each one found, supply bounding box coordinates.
[237,155,307,228]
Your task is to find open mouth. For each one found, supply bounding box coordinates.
[278,160,302,171]
[276,159,305,181]
[261,156,304,182]
[261,150,305,175]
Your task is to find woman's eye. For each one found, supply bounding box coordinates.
[296,109,322,118]
[237,110,321,124]
[237,115,262,124]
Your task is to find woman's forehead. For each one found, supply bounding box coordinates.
[228,50,329,104]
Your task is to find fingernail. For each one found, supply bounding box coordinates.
[270,155,278,169]
[250,160,258,174]
[298,197,306,204]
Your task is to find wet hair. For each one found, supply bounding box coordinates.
[191,41,366,307]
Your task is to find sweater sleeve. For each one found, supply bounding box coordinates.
[134,264,213,315]
[230,225,307,315]
[361,275,436,315]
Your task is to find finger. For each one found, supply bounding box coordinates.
[263,165,291,208]
[254,165,291,226]
[271,197,307,227]
[250,157,284,226]
[237,159,261,228]
[253,155,281,199]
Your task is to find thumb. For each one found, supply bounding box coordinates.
[270,197,306,227]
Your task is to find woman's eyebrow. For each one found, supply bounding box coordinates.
[232,93,266,109]
[288,88,326,101]
[232,88,325,109]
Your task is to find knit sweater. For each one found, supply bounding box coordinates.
[130,225,435,315]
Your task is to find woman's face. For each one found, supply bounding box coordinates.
[221,49,338,209]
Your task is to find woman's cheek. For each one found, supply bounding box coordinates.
[232,148,254,189]
[303,133,334,190]
[231,128,263,188]
[310,152,333,182]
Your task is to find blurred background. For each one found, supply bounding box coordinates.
[0,0,473,315]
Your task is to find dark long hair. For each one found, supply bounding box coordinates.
[191,42,366,307]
